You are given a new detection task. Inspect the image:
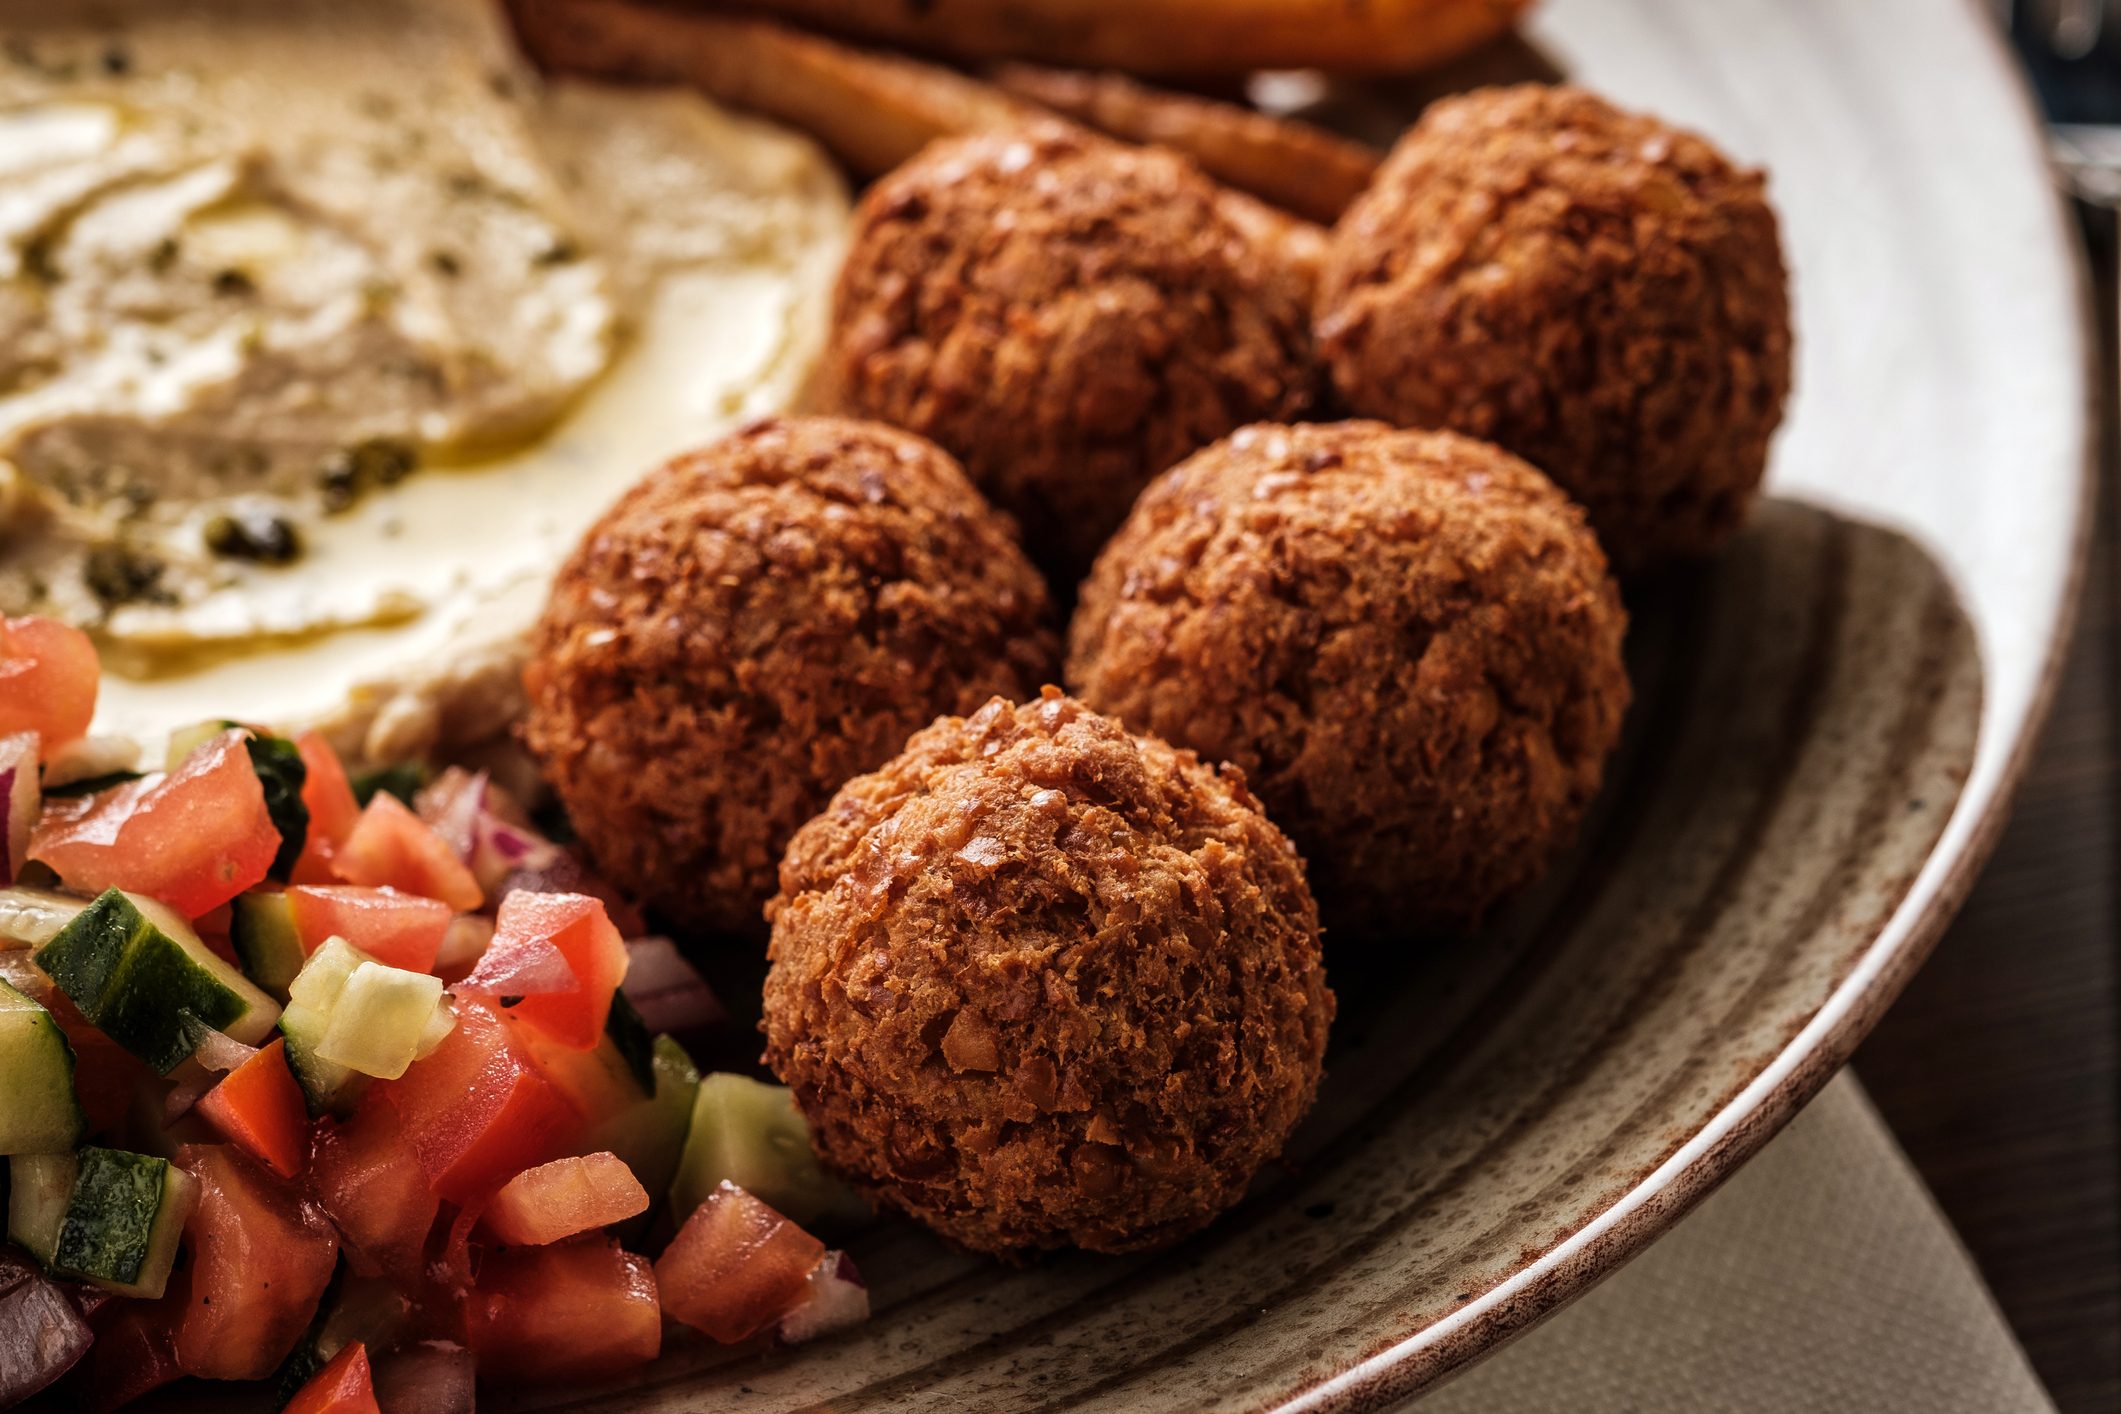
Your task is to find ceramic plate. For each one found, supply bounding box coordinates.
[157,0,2095,1408]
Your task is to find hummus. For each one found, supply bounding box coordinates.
[0,0,848,764]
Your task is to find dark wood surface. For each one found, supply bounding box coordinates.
[1854,216,2121,1414]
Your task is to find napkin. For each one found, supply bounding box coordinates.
[1416,1073,2054,1413]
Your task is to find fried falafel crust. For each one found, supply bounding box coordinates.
[1068,422,1629,936]
[814,125,1320,580]
[762,689,1333,1257]
[1316,85,1793,573]
[524,416,1058,940]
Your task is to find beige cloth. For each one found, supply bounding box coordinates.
[1417,1074,2054,1413]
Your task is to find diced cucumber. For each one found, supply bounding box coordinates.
[280,1002,367,1119]
[289,936,370,1012]
[8,1153,76,1263]
[33,888,280,1072]
[26,1146,198,1299]
[581,1033,699,1205]
[0,978,83,1154]
[316,963,443,1081]
[669,1073,867,1230]
[0,887,88,950]
[230,891,305,1000]
[605,991,657,1092]
[274,1269,411,1406]
[243,733,309,882]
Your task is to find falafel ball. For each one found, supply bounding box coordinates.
[813,125,1319,580]
[762,689,1333,1257]
[1315,85,1793,572]
[1067,422,1629,937]
[523,416,1058,940]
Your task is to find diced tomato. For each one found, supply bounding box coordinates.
[0,731,38,885]
[44,989,151,1137]
[0,615,98,748]
[466,1239,661,1383]
[59,1281,185,1414]
[482,1152,650,1246]
[172,1144,340,1380]
[309,1098,441,1282]
[290,730,362,886]
[284,1340,382,1414]
[457,892,626,1050]
[655,1181,826,1344]
[29,728,279,917]
[510,1021,645,1129]
[195,1037,311,1179]
[378,999,582,1203]
[495,850,647,937]
[335,793,482,911]
[288,884,452,973]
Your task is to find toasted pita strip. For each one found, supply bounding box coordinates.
[714,0,1532,77]
[992,63,1377,222]
[510,0,1041,176]
[512,0,1368,222]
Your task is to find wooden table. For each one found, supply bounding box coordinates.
[1855,213,2121,1414]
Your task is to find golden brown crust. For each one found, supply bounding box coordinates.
[1315,85,1793,572]
[523,416,1058,939]
[1067,421,1629,935]
[762,689,1333,1256]
[815,125,1321,581]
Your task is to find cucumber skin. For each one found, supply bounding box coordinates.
[36,889,271,1073]
[51,1146,194,1297]
[231,891,305,1001]
[0,978,84,1155]
[280,1004,369,1118]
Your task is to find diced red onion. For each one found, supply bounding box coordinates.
[0,950,51,1003]
[622,936,728,1035]
[0,1247,93,1407]
[416,767,490,861]
[372,1340,477,1414]
[455,933,576,998]
[164,1071,216,1125]
[192,1028,259,1074]
[0,733,37,885]
[38,734,141,791]
[776,1250,870,1345]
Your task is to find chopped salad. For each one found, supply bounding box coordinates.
[0,616,870,1412]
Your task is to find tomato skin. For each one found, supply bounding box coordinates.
[335,793,482,911]
[483,1152,650,1246]
[290,731,362,885]
[466,1239,661,1383]
[308,1098,441,1283]
[283,1340,382,1414]
[379,999,583,1203]
[172,1144,341,1381]
[29,728,279,917]
[655,1181,826,1344]
[0,615,98,748]
[196,1037,312,1179]
[288,884,452,973]
[459,892,627,1050]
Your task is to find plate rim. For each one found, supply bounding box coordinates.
[1280,15,2102,1412]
